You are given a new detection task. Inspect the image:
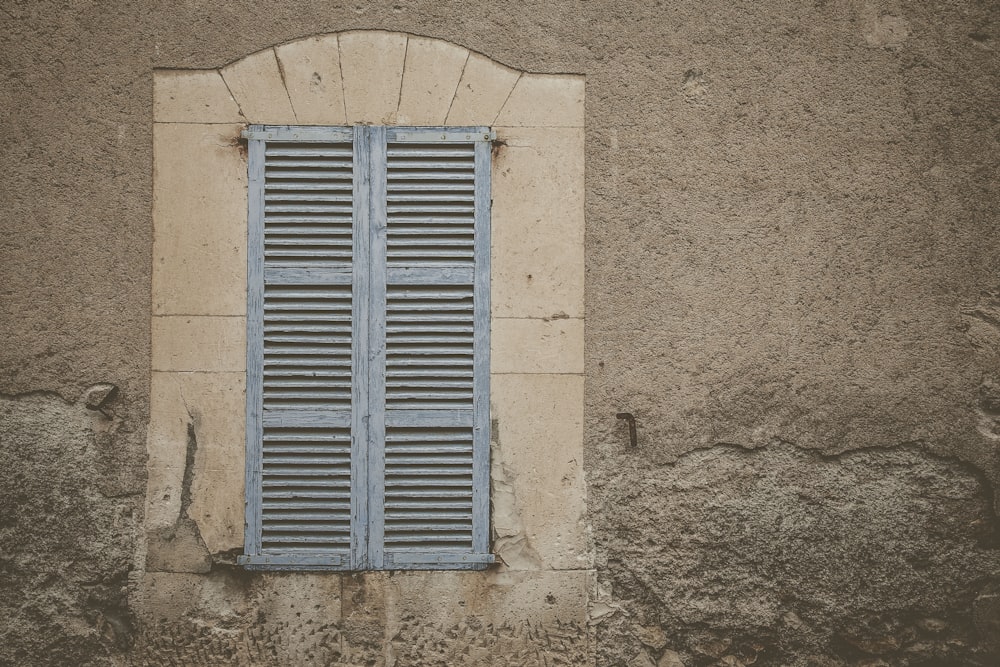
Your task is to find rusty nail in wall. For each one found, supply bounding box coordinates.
[616,412,637,448]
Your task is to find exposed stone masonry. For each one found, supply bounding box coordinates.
[590,443,1000,666]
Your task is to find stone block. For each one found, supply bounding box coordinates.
[630,651,657,667]
[492,374,587,570]
[341,572,390,664]
[339,31,407,124]
[491,317,584,375]
[658,650,687,667]
[146,371,245,552]
[381,570,590,661]
[153,69,243,123]
[495,73,585,127]
[190,463,244,553]
[151,316,246,372]
[145,517,212,574]
[192,375,245,472]
[148,370,245,471]
[134,572,209,622]
[491,127,585,319]
[254,573,342,626]
[446,52,520,126]
[275,35,348,125]
[135,571,251,625]
[396,36,469,126]
[134,571,344,660]
[148,372,190,471]
[152,123,247,316]
[145,462,183,532]
[221,48,296,123]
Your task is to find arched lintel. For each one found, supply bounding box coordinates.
[154,31,583,128]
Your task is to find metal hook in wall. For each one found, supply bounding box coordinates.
[616,412,637,448]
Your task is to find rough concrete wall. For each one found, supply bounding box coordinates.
[1,1,998,666]
[584,1,1000,664]
[0,390,139,665]
[591,444,1000,665]
[586,0,1000,475]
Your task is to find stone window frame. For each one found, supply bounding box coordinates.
[148,30,587,574]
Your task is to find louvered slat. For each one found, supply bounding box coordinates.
[259,426,352,552]
[262,284,352,410]
[384,285,474,413]
[383,425,475,550]
[386,142,475,267]
[264,141,354,268]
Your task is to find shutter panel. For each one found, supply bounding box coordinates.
[242,126,359,569]
[373,128,494,569]
[241,126,492,571]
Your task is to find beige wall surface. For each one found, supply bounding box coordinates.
[1,2,999,666]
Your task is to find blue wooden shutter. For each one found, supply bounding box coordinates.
[241,125,492,571]
[241,125,359,570]
[369,127,494,570]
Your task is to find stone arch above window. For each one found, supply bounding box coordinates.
[148,32,586,575]
[154,31,584,128]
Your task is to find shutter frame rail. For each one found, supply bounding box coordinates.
[241,554,344,570]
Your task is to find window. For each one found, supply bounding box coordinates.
[238,125,494,571]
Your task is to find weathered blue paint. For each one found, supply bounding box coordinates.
[243,125,494,571]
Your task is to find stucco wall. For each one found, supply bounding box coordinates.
[1,1,998,665]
